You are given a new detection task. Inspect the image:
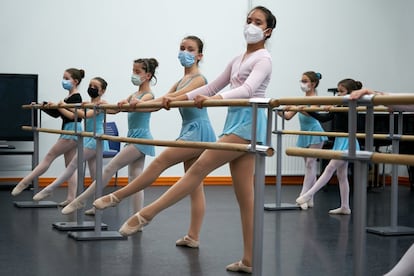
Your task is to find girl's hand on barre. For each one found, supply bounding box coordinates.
[129,98,141,107]
[194,95,209,109]
[117,99,128,109]
[324,105,333,111]
[349,88,380,100]
[162,96,174,110]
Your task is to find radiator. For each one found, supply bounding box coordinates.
[265,135,304,175]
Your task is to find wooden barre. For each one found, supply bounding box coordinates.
[277,95,414,106]
[22,126,274,156]
[22,98,280,110]
[280,130,414,141]
[285,147,414,166]
[372,95,414,106]
[278,106,390,112]
[22,96,414,110]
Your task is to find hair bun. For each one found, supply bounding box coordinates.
[316,72,322,80]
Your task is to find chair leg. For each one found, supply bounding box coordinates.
[114,171,118,187]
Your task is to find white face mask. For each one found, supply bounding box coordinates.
[244,23,264,44]
[300,83,311,92]
[131,74,143,86]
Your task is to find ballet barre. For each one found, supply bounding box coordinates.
[285,147,414,166]
[21,127,274,157]
[23,95,414,276]
[280,130,414,141]
[23,97,280,110]
[23,98,275,276]
[276,94,414,106]
[279,106,390,112]
[271,94,414,276]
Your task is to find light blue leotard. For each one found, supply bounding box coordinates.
[127,92,155,156]
[296,113,328,148]
[84,110,109,151]
[176,75,216,142]
[221,107,267,144]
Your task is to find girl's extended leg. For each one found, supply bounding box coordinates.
[384,243,414,276]
[63,147,78,203]
[32,148,97,201]
[113,147,203,201]
[11,138,77,196]
[296,159,346,205]
[121,135,245,232]
[299,142,324,209]
[61,144,144,214]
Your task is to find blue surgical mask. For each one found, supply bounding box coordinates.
[131,74,143,86]
[62,79,73,91]
[178,51,195,68]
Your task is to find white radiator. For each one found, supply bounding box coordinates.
[265,135,305,175]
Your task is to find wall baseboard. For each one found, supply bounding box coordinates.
[0,175,411,187]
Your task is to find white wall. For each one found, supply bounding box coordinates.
[0,0,413,177]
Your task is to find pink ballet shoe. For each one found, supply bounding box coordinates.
[61,199,85,214]
[118,212,148,236]
[176,235,199,248]
[328,207,351,215]
[296,194,312,206]
[11,182,30,196]
[84,207,95,216]
[58,199,72,207]
[32,189,52,201]
[93,193,120,210]
[226,260,252,273]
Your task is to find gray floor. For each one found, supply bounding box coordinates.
[1,184,413,276]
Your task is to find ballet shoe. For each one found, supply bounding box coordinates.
[61,199,85,214]
[308,197,314,208]
[11,182,30,196]
[118,212,148,236]
[32,189,52,201]
[93,193,120,210]
[296,194,312,205]
[299,202,308,210]
[226,260,252,274]
[176,235,199,248]
[58,199,72,207]
[328,207,351,215]
[84,207,95,216]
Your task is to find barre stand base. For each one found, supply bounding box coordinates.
[52,221,108,231]
[68,231,127,241]
[13,200,58,208]
[264,203,301,211]
[366,226,414,236]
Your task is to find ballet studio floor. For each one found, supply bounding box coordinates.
[1,183,413,276]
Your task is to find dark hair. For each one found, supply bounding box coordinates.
[134,58,159,84]
[250,6,277,38]
[303,71,322,88]
[92,77,108,90]
[183,35,204,54]
[66,68,85,85]
[337,78,363,94]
